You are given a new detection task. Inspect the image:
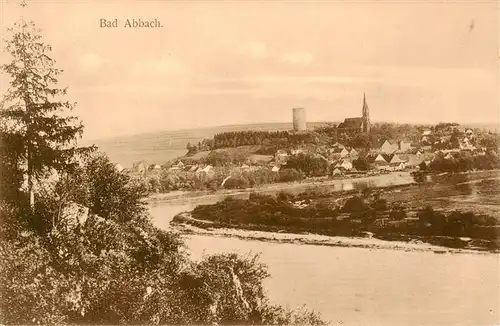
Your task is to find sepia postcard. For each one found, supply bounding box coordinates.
[0,0,499,325]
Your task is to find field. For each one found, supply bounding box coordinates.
[187,145,273,164]
[82,122,333,167]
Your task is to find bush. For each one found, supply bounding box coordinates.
[342,196,368,213]
[224,176,250,189]
[353,157,371,171]
[277,191,295,202]
[284,154,328,177]
[278,168,303,182]
[55,153,149,224]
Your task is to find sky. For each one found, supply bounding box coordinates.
[0,0,499,140]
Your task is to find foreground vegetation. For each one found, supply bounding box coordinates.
[0,19,324,324]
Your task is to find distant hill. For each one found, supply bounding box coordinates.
[86,122,333,167]
[84,120,500,168]
[463,122,500,133]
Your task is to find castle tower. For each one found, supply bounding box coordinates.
[293,107,307,131]
[362,93,370,133]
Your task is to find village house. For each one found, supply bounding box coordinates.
[380,140,398,154]
[421,130,433,145]
[331,142,346,149]
[397,140,412,153]
[380,140,412,154]
[330,147,349,158]
[371,154,390,170]
[337,158,353,171]
[114,163,125,173]
[275,149,289,164]
[421,145,433,152]
[389,154,406,171]
[133,160,148,175]
[399,154,425,168]
[168,161,185,172]
[188,164,199,172]
[196,165,215,176]
[349,148,359,158]
[460,137,476,151]
[331,167,343,176]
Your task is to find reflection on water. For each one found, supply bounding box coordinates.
[340,182,354,191]
[185,235,499,326]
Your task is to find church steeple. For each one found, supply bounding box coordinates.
[362,93,370,133]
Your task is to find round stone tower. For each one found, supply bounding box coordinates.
[292,107,306,131]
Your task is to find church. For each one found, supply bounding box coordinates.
[337,94,371,133]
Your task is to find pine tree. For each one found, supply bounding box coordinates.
[0,19,93,208]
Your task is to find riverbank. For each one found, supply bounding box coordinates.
[183,233,500,326]
[171,219,496,255]
[147,171,415,203]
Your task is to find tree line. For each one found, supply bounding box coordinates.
[425,151,500,173]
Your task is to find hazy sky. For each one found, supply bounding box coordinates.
[0,0,498,140]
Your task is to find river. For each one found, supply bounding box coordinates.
[148,171,500,325]
[149,172,417,229]
[186,235,499,326]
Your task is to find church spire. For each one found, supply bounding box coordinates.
[362,93,370,133]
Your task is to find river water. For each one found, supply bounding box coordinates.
[186,235,499,326]
[149,171,500,325]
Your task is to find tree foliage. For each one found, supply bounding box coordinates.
[0,20,93,206]
[55,153,149,223]
[284,153,328,177]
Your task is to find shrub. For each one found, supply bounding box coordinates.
[55,153,149,224]
[278,168,303,182]
[277,191,295,202]
[342,196,368,213]
[224,176,250,189]
[353,157,371,171]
